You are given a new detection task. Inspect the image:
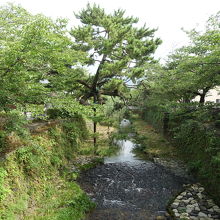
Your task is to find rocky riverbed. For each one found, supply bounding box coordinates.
[78,161,191,220]
[78,139,193,220]
[152,158,220,219]
[76,117,220,220]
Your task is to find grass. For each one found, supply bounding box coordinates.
[132,116,177,159]
[0,138,94,220]
[0,116,117,220]
[23,182,95,220]
[0,119,101,220]
[78,121,118,157]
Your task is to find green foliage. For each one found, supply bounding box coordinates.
[77,158,104,171]
[142,105,165,131]
[37,182,95,220]
[214,120,220,128]
[0,116,93,219]
[162,12,220,103]
[62,116,88,147]
[16,143,52,177]
[212,152,220,165]
[0,111,29,154]
[70,4,161,106]
[0,2,163,218]
[0,168,10,202]
[133,11,220,108]
[0,3,85,111]
[47,95,93,119]
[141,102,220,204]
[0,131,6,150]
[172,117,220,198]
[1,111,28,137]
[173,119,212,151]
[46,108,72,119]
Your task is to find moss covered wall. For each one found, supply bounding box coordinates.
[0,114,94,220]
[141,106,220,205]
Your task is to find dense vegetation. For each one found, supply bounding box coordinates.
[0,3,160,219]
[132,11,220,204]
[0,2,220,218]
[0,113,95,219]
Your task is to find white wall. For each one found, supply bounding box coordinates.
[193,86,220,103]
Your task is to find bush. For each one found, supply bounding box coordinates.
[0,131,6,150]
[142,103,220,204]
[0,112,28,137]
[46,108,71,119]
[0,167,10,202]
[215,120,220,128]
[0,112,28,153]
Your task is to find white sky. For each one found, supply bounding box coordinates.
[1,0,220,63]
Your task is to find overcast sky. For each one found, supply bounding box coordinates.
[1,0,219,62]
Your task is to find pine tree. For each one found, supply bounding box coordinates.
[71,4,161,149]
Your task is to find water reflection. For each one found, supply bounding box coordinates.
[104,140,142,163]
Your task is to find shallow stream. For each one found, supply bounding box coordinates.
[78,121,192,220]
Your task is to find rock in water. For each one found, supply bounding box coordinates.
[120,119,131,128]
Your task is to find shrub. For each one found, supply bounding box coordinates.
[0,112,28,153]
[215,120,220,128]
[0,168,10,202]
[0,131,6,150]
[1,111,28,137]
[142,103,220,204]
[46,108,71,119]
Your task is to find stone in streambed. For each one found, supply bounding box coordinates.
[174,212,180,217]
[177,195,183,200]
[195,206,200,211]
[198,187,205,192]
[171,202,179,209]
[213,205,220,213]
[198,212,208,217]
[200,205,207,211]
[173,209,178,213]
[190,217,198,220]
[155,216,166,220]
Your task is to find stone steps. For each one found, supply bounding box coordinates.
[169,183,220,219]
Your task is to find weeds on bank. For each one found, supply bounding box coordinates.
[132,117,177,159]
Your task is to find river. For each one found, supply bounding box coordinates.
[78,121,192,220]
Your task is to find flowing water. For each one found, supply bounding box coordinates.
[78,121,192,220]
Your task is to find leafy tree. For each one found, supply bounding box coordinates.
[165,11,220,103]
[0,4,83,112]
[134,11,220,112]
[139,11,220,107]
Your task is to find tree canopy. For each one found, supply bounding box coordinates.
[165,12,220,103]
[70,4,161,105]
[135,11,220,107]
[0,4,84,111]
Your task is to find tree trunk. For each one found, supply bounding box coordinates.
[199,93,206,104]
[200,87,211,104]
[183,98,191,103]
[93,95,97,154]
[163,112,169,135]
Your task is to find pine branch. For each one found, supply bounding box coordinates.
[76,80,92,89]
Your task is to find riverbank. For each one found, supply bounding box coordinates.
[0,114,116,220]
[131,116,220,219]
[132,117,177,159]
[132,117,190,178]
